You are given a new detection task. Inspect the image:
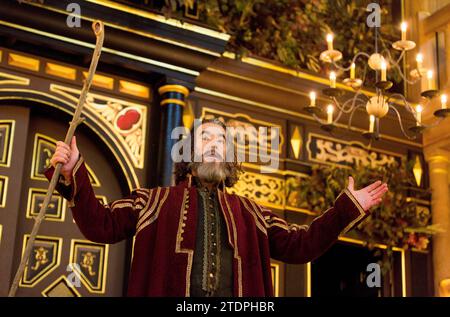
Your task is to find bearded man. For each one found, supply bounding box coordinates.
[45,116,388,297]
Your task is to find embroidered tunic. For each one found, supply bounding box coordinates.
[190,181,233,296]
[44,156,369,297]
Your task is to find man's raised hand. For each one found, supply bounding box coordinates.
[49,136,80,182]
[347,176,388,212]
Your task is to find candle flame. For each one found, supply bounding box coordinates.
[326,33,333,43]
[416,53,423,63]
[401,22,407,32]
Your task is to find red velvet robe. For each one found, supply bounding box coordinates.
[44,156,369,297]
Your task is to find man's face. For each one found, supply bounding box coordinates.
[191,122,228,184]
[194,122,226,163]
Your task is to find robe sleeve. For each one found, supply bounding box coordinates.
[43,155,152,244]
[261,189,369,264]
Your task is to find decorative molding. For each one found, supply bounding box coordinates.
[85,0,230,41]
[19,235,62,288]
[26,188,67,222]
[95,195,108,206]
[69,239,109,294]
[307,133,402,168]
[201,107,284,159]
[270,262,280,297]
[290,126,302,159]
[45,63,77,81]
[229,171,285,210]
[184,0,200,20]
[31,133,57,181]
[0,87,139,189]
[41,275,82,297]
[22,2,221,57]
[8,52,40,72]
[82,72,114,90]
[30,133,101,186]
[0,72,30,86]
[50,84,147,169]
[0,20,200,77]
[412,155,423,187]
[119,80,150,99]
[0,120,15,167]
[0,175,8,208]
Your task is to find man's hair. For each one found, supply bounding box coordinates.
[173,116,243,187]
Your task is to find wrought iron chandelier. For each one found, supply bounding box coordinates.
[303,22,450,140]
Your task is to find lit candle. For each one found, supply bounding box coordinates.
[330,71,336,88]
[326,33,334,51]
[350,62,356,80]
[327,104,334,124]
[427,70,434,90]
[441,94,448,109]
[416,53,423,70]
[369,115,375,133]
[416,104,423,126]
[310,91,316,107]
[381,60,387,81]
[401,22,407,41]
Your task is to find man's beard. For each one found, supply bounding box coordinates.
[189,162,229,184]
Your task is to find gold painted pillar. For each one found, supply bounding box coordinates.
[424,149,450,296]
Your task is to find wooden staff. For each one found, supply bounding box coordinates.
[8,20,105,297]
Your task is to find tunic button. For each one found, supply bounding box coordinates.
[209,273,214,278]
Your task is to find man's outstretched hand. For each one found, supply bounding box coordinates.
[347,176,388,212]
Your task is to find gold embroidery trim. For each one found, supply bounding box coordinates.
[136,188,170,234]
[175,188,194,296]
[134,188,150,199]
[238,197,267,235]
[68,156,85,208]
[247,199,269,226]
[217,191,234,249]
[341,189,366,235]
[136,188,161,228]
[220,192,243,297]
[111,202,134,210]
[111,199,133,210]
[136,197,147,208]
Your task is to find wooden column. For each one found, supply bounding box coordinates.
[424,148,450,296]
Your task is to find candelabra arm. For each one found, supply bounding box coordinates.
[312,112,326,125]
[387,93,418,115]
[347,104,365,129]
[381,47,420,85]
[389,104,417,140]
[332,52,372,71]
